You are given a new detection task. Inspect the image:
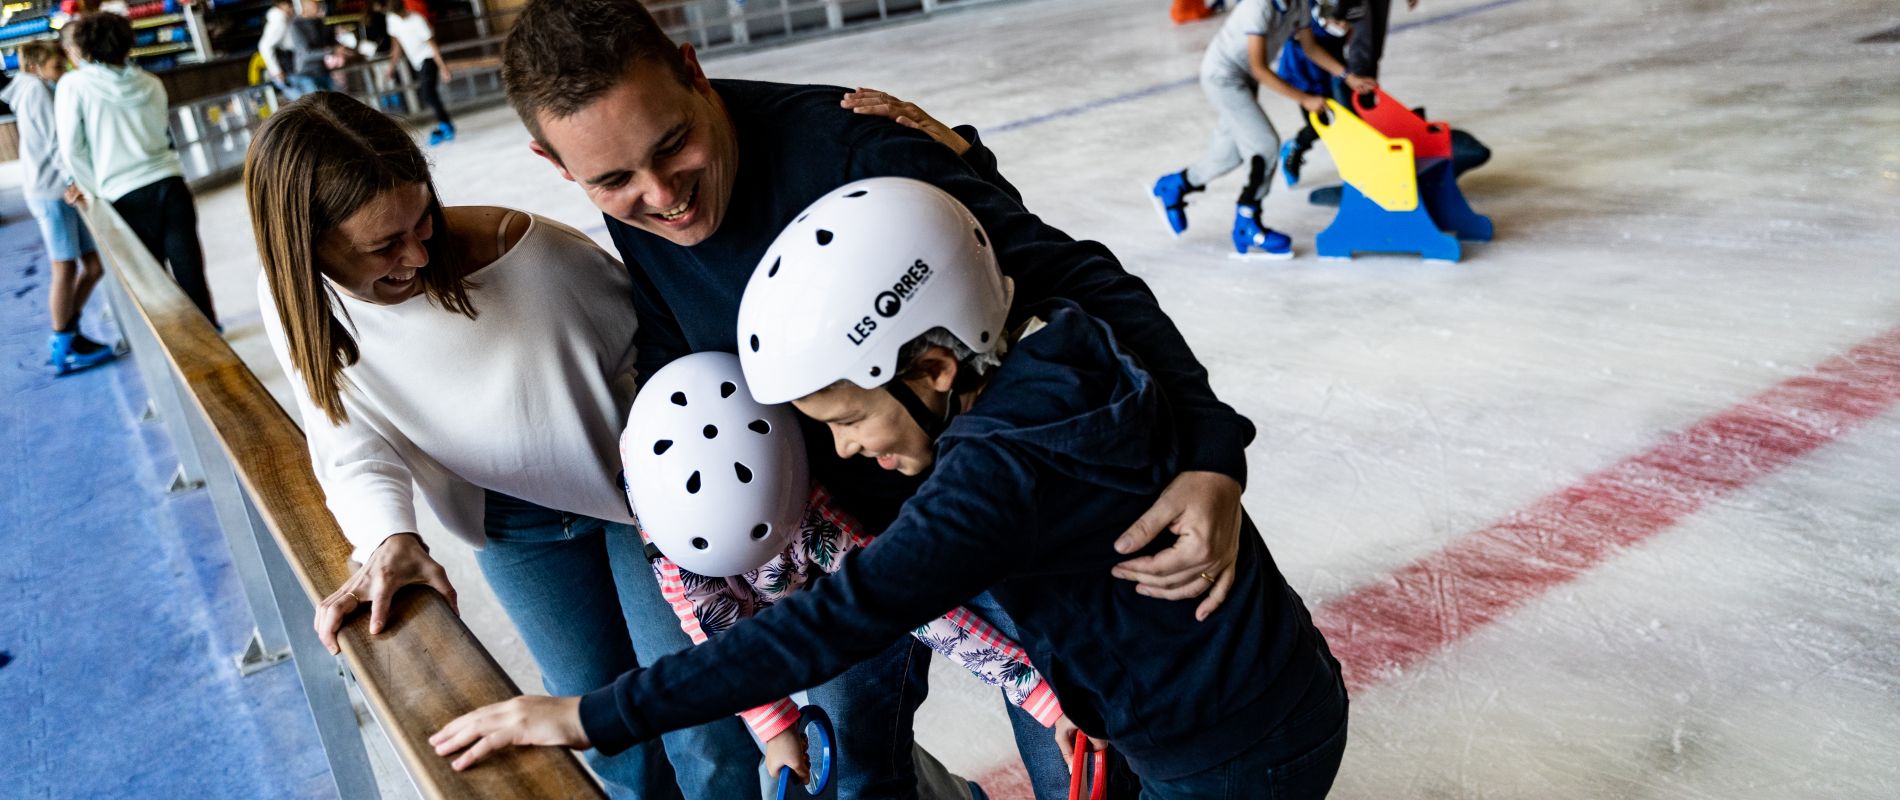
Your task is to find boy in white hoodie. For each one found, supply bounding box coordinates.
[57,12,219,326]
[2,41,116,374]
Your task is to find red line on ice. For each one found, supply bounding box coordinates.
[1316,326,1900,693]
[976,326,1900,797]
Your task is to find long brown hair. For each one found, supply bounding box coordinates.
[245,91,475,425]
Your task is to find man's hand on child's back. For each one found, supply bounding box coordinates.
[1111,471,1244,621]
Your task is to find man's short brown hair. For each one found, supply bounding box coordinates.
[501,0,692,149]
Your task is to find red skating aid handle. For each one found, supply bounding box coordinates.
[1068,731,1108,800]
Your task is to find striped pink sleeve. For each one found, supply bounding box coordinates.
[936,607,1065,728]
[652,554,799,740]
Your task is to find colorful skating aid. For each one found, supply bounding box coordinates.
[775,705,837,800]
[1309,100,1462,261]
[1348,85,1453,159]
[1350,87,1494,242]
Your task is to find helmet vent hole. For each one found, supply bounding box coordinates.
[816,229,834,246]
[686,471,702,494]
[845,190,868,198]
[750,334,760,353]
[751,523,770,540]
[749,419,771,434]
[691,537,710,550]
[653,439,673,455]
[703,424,719,439]
[973,226,987,248]
[768,257,781,278]
[670,391,688,406]
[869,366,882,377]
[720,381,737,398]
[734,462,753,483]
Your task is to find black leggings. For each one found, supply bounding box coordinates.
[113,176,216,324]
[418,60,453,127]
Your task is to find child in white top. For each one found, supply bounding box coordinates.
[385,5,456,144]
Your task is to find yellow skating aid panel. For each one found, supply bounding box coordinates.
[1310,100,1419,212]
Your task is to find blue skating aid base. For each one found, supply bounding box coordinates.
[1316,184,1462,262]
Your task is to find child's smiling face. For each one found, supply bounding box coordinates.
[794,380,938,477]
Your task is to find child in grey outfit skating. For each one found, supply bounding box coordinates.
[1151,0,1375,259]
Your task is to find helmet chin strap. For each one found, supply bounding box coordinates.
[884,379,958,442]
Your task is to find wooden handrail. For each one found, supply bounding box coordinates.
[79,199,606,799]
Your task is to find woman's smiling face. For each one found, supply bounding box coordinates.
[317,182,436,305]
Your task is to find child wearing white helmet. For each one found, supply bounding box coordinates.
[438,178,1349,798]
[621,351,1063,796]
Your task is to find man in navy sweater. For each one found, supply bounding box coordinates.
[489,0,1268,795]
[432,179,1348,798]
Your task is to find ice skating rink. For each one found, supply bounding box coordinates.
[190,0,1900,796]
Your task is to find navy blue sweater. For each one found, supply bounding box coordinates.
[580,302,1328,780]
[608,79,1256,532]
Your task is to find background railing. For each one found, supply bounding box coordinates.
[169,0,1014,187]
[79,192,607,799]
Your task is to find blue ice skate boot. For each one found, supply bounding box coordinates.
[1150,170,1196,238]
[1280,138,1304,188]
[49,331,116,376]
[1232,204,1293,260]
[428,122,456,146]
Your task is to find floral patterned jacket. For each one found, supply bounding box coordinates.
[643,484,1064,742]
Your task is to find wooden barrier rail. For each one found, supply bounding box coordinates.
[80,197,605,799]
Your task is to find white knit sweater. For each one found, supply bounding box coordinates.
[260,212,639,561]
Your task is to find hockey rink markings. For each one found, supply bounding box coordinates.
[984,0,1534,136]
[1311,325,1900,694]
[972,327,1900,796]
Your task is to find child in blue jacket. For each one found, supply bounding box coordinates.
[434,178,1349,798]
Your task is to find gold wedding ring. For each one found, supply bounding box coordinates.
[1199,572,1217,584]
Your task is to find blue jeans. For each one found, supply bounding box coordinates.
[478,491,760,800]
[805,636,936,799]
[25,195,95,262]
[1137,648,1349,800]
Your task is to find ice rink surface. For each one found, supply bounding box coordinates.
[191,0,1900,796]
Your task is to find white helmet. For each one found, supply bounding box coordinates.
[621,352,809,577]
[736,177,1009,405]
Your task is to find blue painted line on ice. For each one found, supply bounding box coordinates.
[988,77,1199,134]
[986,0,1532,136]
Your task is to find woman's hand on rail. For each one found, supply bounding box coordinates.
[314,532,458,655]
[431,694,588,771]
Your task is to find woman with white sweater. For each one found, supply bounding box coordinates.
[245,92,759,800]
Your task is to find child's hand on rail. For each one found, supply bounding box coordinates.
[431,695,589,771]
